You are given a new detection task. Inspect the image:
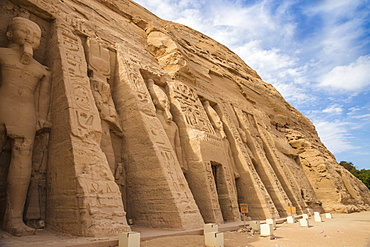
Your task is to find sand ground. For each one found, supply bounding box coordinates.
[142,212,370,247]
[1,211,369,247]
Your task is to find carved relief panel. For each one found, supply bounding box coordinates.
[170,81,214,133]
[116,43,156,117]
[58,26,101,139]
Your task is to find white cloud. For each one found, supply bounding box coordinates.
[273,82,313,106]
[351,114,370,119]
[302,0,369,83]
[234,41,297,77]
[319,55,370,91]
[306,0,363,16]
[174,8,209,32]
[313,18,367,73]
[347,107,361,115]
[314,120,357,153]
[322,104,343,114]
[134,0,205,21]
[211,1,277,34]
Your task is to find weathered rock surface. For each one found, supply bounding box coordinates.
[0,0,369,238]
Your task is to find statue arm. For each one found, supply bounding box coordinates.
[37,68,51,129]
[91,83,103,112]
[174,126,185,171]
[107,96,123,134]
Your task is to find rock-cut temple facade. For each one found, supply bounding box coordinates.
[0,0,369,237]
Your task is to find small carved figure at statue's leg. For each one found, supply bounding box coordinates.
[3,138,35,237]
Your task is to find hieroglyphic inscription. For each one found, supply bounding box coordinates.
[200,133,223,147]
[205,161,221,209]
[171,82,214,133]
[158,145,187,194]
[26,0,96,37]
[116,44,155,116]
[74,150,124,210]
[127,43,163,77]
[58,25,100,138]
[144,113,194,210]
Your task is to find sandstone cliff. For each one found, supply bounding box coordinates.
[0,0,369,237]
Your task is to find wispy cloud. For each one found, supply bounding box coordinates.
[313,120,357,153]
[322,104,343,114]
[351,114,370,119]
[319,55,370,92]
[233,41,298,80]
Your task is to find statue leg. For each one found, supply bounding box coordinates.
[0,125,6,150]
[101,121,116,175]
[0,125,9,224]
[3,137,35,236]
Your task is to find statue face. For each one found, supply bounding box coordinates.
[7,19,41,50]
[158,97,170,110]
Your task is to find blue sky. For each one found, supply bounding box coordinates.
[134,0,370,169]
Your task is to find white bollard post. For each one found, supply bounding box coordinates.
[299,218,309,227]
[314,212,322,222]
[119,232,140,247]
[325,213,332,219]
[287,216,295,223]
[266,218,276,228]
[302,214,309,219]
[205,231,224,247]
[249,221,260,231]
[260,223,274,237]
[204,223,219,234]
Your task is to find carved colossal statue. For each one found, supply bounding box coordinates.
[0,17,51,236]
[115,162,126,205]
[202,100,226,139]
[147,79,185,171]
[86,37,123,174]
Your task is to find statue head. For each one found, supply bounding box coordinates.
[147,78,155,87]
[203,100,210,108]
[203,100,226,138]
[6,17,42,64]
[7,17,41,49]
[147,79,173,123]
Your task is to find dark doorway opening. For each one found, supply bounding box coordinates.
[211,161,234,221]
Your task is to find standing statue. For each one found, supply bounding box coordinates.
[202,100,226,139]
[0,17,51,236]
[86,37,123,174]
[147,79,185,171]
[115,162,126,206]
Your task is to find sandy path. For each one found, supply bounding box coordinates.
[1,211,369,247]
[141,212,370,247]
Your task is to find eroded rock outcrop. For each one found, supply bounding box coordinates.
[0,0,369,237]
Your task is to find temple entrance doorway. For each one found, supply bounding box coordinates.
[211,161,234,221]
